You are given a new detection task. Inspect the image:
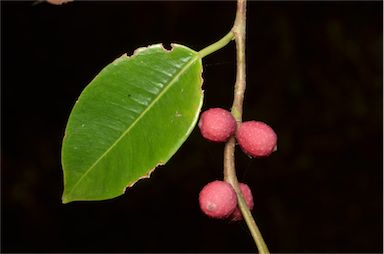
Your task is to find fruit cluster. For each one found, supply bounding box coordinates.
[198,108,277,220]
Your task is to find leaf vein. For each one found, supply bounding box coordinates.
[65,54,199,198]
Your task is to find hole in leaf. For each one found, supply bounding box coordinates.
[163,42,172,51]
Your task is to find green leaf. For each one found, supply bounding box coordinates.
[61,44,203,203]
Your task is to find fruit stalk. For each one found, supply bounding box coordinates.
[223,0,270,253]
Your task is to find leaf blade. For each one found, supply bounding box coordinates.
[62,44,203,203]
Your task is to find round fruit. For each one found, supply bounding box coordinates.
[198,108,236,142]
[230,183,254,221]
[199,180,237,219]
[236,121,277,157]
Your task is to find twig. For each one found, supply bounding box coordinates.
[223,0,270,253]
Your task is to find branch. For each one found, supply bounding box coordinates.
[223,0,270,253]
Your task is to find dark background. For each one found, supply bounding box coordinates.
[1,1,382,253]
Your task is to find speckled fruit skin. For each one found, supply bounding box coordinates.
[230,183,254,221]
[236,121,277,157]
[199,180,237,219]
[198,108,237,142]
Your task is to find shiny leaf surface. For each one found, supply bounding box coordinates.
[62,44,203,203]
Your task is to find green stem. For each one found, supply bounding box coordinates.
[198,31,235,58]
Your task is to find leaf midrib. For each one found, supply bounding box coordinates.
[65,53,199,198]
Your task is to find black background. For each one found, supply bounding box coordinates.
[1,1,383,253]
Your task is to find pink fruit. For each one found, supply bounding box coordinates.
[230,183,254,221]
[199,108,236,142]
[199,180,237,219]
[236,121,277,157]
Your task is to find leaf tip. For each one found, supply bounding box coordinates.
[62,192,73,204]
[62,196,70,204]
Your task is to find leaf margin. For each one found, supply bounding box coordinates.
[61,43,204,203]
